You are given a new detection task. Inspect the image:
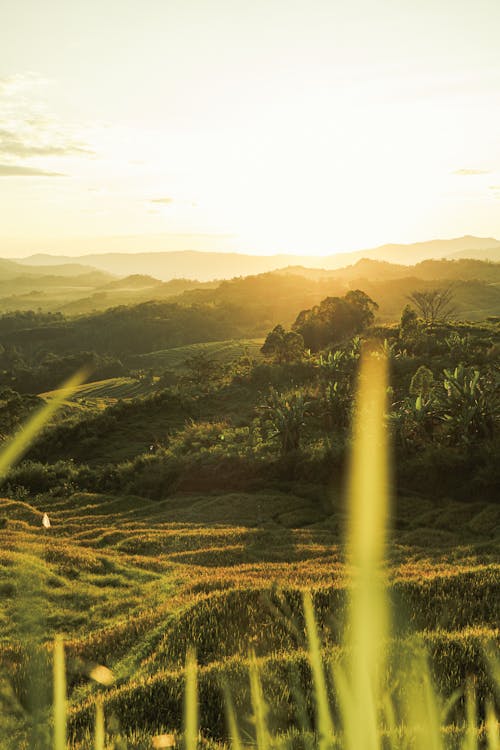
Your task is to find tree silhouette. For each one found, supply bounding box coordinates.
[407,286,456,324]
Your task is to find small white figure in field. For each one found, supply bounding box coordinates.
[90,664,114,685]
[42,513,51,529]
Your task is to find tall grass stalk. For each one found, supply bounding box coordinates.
[303,592,335,750]
[53,636,67,750]
[184,648,198,750]
[223,685,243,750]
[94,698,105,750]
[344,350,389,750]
[249,652,270,750]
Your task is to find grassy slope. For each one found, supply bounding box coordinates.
[40,377,159,403]
[0,489,498,745]
[132,338,265,370]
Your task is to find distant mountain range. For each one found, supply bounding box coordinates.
[11,235,500,281]
[0,250,499,320]
[0,257,111,281]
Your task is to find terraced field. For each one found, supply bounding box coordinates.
[39,338,265,407]
[40,377,159,405]
[133,338,265,370]
[0,489,498,748]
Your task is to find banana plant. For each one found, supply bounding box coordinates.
[440,364,499,443]
[259,387,310,455]
[390,392,438,451]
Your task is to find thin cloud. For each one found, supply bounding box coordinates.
[0,163,66,176]
[0,128,92,158]
[453,168,491,176]
[0,73,94,164]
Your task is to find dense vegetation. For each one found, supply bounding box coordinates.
[0,263,498,748]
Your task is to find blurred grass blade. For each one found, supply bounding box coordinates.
[403,643,443,750]
[53,635,67,750]
[184,648,198,750]
[381,690,399,750]
[419,662,443,750]
[345,348,390,750]
[330,662,356,750]
[0,368,88,480]
[485,699,499,750]
[249,651,269,750]
[223,683,243,750]
[94,697,105,750]
[303,591,334,750]
[462,679,478,750]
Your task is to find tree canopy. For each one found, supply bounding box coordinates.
[292,290,378,351]
[260,325,304,363]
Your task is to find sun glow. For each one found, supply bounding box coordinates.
[1,1,499,256]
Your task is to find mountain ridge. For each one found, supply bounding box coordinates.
[11,235,500,281]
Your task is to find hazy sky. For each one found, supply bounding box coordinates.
[1,0,499,257]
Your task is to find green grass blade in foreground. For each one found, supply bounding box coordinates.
[184,649,198,750]
[462,679,478,750]
[404,652,444,750]
[53,636,67,750]
[344,349,389,750]
[249,652,270,750]
[94,698,105,750]
[485,699,499,750]
[223,684,243,750]
[0,368,88,479]
[303,591,334,750]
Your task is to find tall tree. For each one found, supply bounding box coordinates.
[407,286,455,324]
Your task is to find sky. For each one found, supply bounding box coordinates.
[1,0,499,258]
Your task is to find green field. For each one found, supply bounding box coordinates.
[39,340,265,406]
[133,338,265,370]
[40,377,159,405]
[0,488,498,748]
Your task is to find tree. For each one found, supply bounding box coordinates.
[292,290,378,351]
[261,325,304,363]
[180,352,221,394]
[407,287,455,325]
[399,304,418,339]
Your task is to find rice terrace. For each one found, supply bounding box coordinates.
[1,1,500,748]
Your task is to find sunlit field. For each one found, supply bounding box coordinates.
[0,349,498,749]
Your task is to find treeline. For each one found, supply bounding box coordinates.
[4,304,498,504]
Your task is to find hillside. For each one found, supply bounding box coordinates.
[13,235,500,281]
[1,304,499,747]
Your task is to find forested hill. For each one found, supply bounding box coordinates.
[1,260,499,361]
[1,254,499,318]
[177,261,500,322]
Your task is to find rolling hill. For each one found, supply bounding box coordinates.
[13,235,500,281]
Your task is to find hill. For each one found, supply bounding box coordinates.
[0,257,109,280]
[13,235,500,281]
[1,255,499,321]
